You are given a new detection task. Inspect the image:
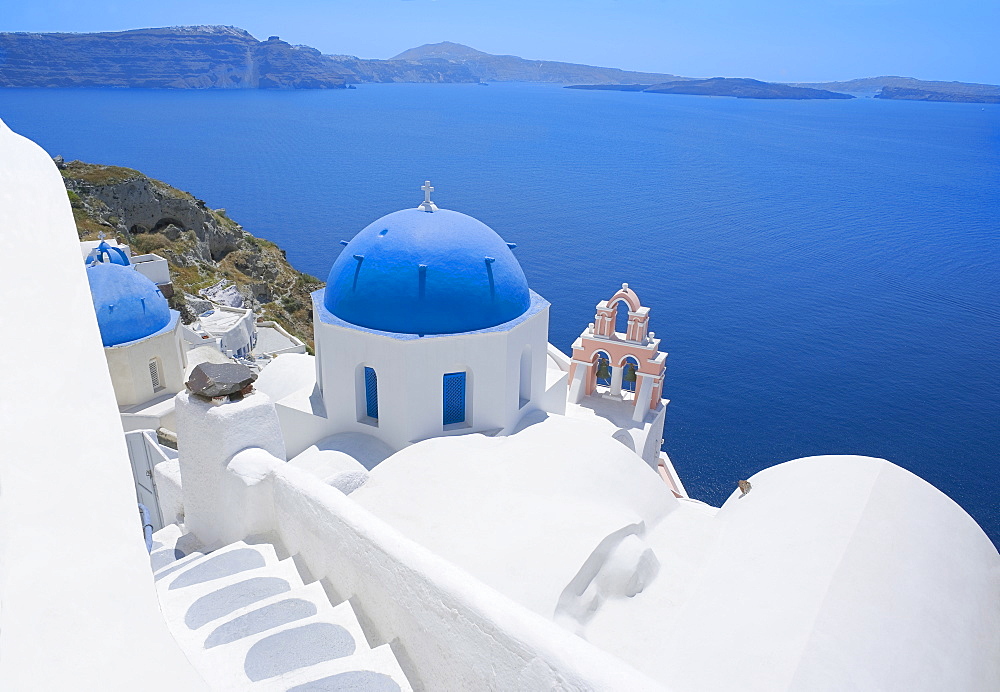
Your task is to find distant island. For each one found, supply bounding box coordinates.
[567,78,853,100]
[790,76,1000,103]
[875,86,1000,104]
[0,26,997,102]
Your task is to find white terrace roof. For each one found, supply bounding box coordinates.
[196,306,249,334]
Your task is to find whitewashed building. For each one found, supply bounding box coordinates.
[3,121,998,692]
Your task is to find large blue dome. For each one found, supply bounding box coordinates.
[325,208,530,335]
[87,262,172,346]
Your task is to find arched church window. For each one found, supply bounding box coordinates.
[443,372,467,426]
[364,367,379,420]
[614,301,629,336]
[149,358,163,392]
[519,346,531,409]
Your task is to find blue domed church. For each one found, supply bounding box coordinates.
[86,249,186,419]
[311,183,556,451]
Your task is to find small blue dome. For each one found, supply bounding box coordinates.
[87,262,171,346]
[85,240,131,266]
[97,240,130,266]
[325,208,530,335]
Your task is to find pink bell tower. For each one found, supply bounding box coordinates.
[567,284,667,423]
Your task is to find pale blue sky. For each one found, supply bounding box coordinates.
[3,0,998,83]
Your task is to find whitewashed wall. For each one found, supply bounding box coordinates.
[0,119,206,690]
[314,302,551,450]
[105,319,186,406]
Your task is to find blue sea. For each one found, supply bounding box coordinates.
[2,84,997,545]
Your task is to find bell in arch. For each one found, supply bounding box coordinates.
[623,362,637,383]
[595,358,611,381]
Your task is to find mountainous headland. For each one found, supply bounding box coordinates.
[0,27,683,88]
[1,26,996,102]
[568,78,853,100]
[389,41,685,84]
[61,158,321,348]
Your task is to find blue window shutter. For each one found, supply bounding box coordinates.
[364,367,378,419]
[442,372,466,425]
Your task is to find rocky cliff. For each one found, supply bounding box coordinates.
[0,28,680,87]
[62,159,321,348]
[0,27,346,89]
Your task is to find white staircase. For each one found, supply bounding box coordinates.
[149,524,412,691]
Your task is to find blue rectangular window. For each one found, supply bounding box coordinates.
[442,372,466,425]
[364,367,378,419]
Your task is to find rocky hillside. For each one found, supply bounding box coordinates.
[0,27,680,87]
[61,159,321,349]
[0,27,346,89]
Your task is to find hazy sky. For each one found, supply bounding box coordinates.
[3,0,998,84]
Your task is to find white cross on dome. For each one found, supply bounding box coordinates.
[418,180,438,212]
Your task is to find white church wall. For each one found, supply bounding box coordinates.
[105,320,186,407]
[539,367,569,416]
[0,119,207,690]
[275,400,335,460]
[639,404,668,468]
[315,305,550,450]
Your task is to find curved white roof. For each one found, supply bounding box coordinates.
[253,352,317,403]
[592,455,1000,691]
[351,414,678,616]
[288,432,395,494]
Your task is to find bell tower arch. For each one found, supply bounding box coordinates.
[567,283,667,421]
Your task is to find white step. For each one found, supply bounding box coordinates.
[159,556,304,645]
[150,523,206,576]
[158,541,283,598]
[151,539,413,691]
[196,581,368,650]
[207,598,370,662]
[150,522,184,551]
[250,643,414,692]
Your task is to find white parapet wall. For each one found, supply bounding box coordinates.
[0,119,207,690]
[175,390,668,691]
[270,462,667,691]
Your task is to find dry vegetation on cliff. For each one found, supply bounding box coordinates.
[62,159,321,350]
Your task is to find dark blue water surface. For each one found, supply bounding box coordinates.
[3,84,997,544]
